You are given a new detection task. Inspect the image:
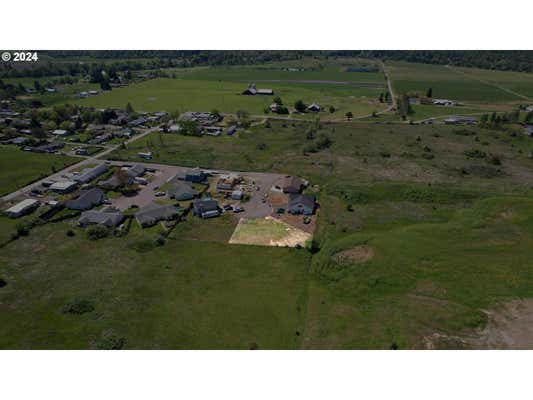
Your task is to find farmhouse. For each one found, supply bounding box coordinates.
[242,83,274,96]
[79,207,125,227]
[193,198,220,219]
[287,194,316,215]
[167,181,198,201]
[444,116,478,125]
[307,103,321,112]
[433,99,456,106]
[66,188,106,211]
[273,175,306,194]
[5,199,40,218]
[50,180,78,193]
[135,203,179,227]
[73,164,108,184]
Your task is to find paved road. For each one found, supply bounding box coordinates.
[0,127,157,204]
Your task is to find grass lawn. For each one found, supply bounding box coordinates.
[0,145,80,196]
[0,221,311,349]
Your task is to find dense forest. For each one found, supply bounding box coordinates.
[1,50,531,79]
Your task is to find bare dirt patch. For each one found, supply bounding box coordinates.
[334,245,374,264]
[229,216,311,247]
[422,299,533,349]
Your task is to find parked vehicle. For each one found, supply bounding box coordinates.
[155,191,166,197]
[233,206,244,213]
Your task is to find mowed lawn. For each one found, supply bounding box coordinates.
[387,61,526,103]
[0,146,79,196]
[74,78,386,118]
[0,221,311,349]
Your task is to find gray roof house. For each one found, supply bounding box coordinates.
[274,175,305,194]
[307,103,321,112]
[135,203,179,227]
[5,199,40,218]
[192,198,220,219]
[79,207,125,227]
[167,181,198,201]
[287,194,316,215]
[66,188,106,210]
[74,164,108,184]
[126,164,146,178]
[242,83,273,96]
[175,168,206,183]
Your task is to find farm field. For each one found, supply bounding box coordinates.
[0,146,80,196]
[74,77,386,119]
[387,61,531,104]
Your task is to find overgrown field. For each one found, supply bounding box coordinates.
[0,146,80,196]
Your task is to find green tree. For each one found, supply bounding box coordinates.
[294,100,306,113]
[345,111,353,120]
[329,105,336,114]
[426,87,433,98]
[126,102,134,114]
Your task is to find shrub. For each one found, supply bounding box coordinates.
[0,278,6,288]
[96,334,126,350]
[62,298,95,315]
[16,223,30,237]
[87,225,109,240]
[66,229,75,237]
[464,149,486,158]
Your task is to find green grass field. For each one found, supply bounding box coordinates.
[0,221,310,349]
[0,146,79,196]
[387,61,531,103]
[74,78,386,118]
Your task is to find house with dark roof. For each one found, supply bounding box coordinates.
[73,164,108,184]
[78,207,125,227]
[287,194,316,215]
[307,103,321,112]
[273,175,306,194]
[66,188,106,210]
[126,164,146,178]
[167,181,198,201]
[192,198,220,219]
[99,174,133,190]
[135,203,179,227]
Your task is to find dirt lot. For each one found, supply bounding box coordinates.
[334,245,375,264]
[422,299,533,349]
[229,216,312,247]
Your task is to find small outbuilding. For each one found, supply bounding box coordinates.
[5,199,40,218]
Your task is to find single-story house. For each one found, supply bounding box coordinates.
[24,141,65,153]
[443,116,478,125]
[4,136,28,146]
[73,164,108,184]
[129,117,148,127]
[178,111,221,125]
[167,181,198,201]
[203,126,223,136]
[307,103,321,112]
[231,190,243,200]
[135,203,179,227]
[433,99,456,106]
[66,188,106,211]
[192,198,220,219]
[79,207,125,227]
[5,199,40,218]
[50,180,78,193]
[99,173,133,190]
[125,164,146,178]
[174,168,207,183]
[51,129,68,137]
[75,148,89,156]
[273,175,306,194]
[287,194,316,215]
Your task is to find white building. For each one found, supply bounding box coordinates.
[5,199,40,218]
